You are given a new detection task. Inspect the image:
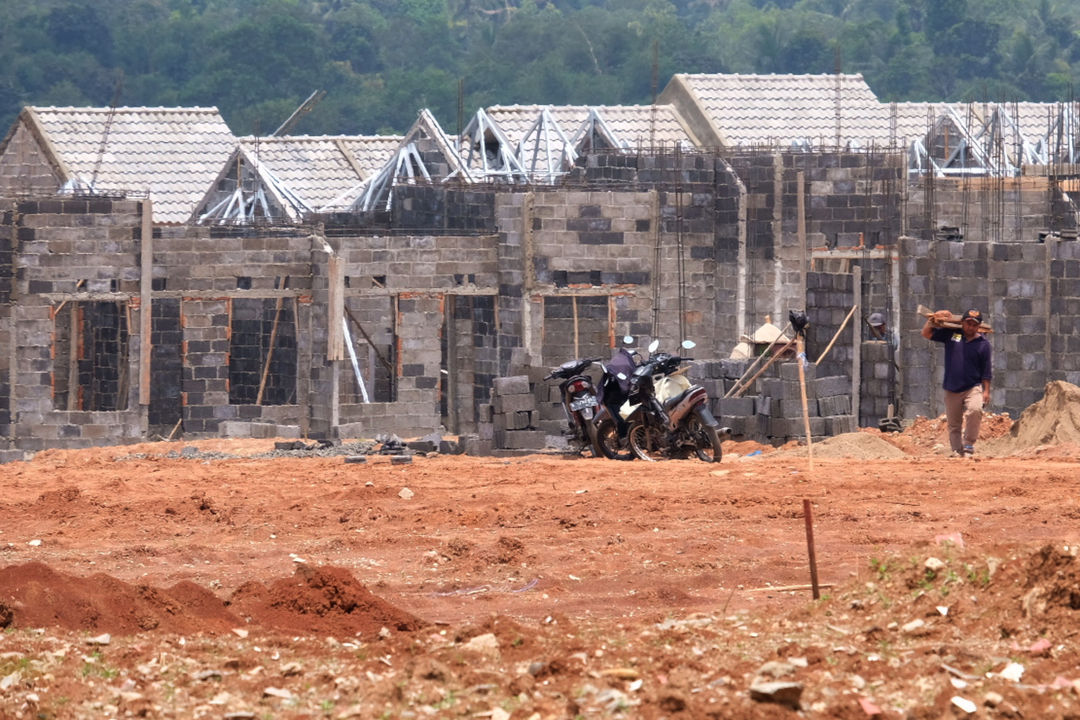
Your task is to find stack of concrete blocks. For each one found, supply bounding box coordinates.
[528,366,573,449]
[690,358,855,444]
[755,362,856,445]
[689,359,754,439]
[860,340,895,426]
[491,375,546,450]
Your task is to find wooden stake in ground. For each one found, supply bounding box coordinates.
[803,498,820,600]
[796,334,814,470]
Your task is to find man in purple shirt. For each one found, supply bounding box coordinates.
[921,309,993,456]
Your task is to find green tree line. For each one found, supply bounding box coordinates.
[0,0,1078,136]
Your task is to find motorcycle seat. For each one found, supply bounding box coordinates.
[662,389,692,410]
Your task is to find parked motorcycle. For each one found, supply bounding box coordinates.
[594,374,636,461]
[621,340,729,462]
[544,357,604,457]
[593,337,640,461]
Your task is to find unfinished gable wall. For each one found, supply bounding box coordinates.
[0,120,62,197]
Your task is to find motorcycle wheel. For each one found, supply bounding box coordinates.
[688,416,723,463]
[628,421,665,462]
[595,418,634,460]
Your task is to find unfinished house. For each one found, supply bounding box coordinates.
[3,75,1080,460]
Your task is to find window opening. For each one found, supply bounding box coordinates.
[228,297,297,405]
[53,300,130,411]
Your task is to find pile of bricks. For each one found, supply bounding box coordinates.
[487,375,547,451]
[694,359,855,445]
[860,340,896,426]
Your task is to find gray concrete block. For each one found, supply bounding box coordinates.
[716,395,755,417]
[815,375,850,397]
[494,393,536,414]
[493,375,531,395]
[500,429,546,449]
[219,420,252,438]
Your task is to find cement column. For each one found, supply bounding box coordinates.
[852,264,862,425]
[736,176,748,341]
[772,152,783,321]
[797,170,807,306]
[521,192,536,366]
[139,198,152,409]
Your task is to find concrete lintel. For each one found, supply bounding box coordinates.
[810,248,898,262]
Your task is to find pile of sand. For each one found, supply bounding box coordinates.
[776,431,908,459]
[984,380,1080,455]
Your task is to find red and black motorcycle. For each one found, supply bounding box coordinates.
[544,357,603,457]
[621,340,728,462]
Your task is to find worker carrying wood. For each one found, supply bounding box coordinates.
[920,308,993,457]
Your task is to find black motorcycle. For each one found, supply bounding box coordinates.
[622,341,729,462]
[594,364,637,461]
[544,357,603,457]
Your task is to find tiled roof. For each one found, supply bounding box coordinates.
[485,104,694,148]
[26,106,237,223]
[337,135,404,179]
[236,135,382,209]
[669,73,893,148]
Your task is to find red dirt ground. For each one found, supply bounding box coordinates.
[3,408,1080,718]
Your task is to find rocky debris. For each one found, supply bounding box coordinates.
[749,680,803,709]
[4,544,1080,718]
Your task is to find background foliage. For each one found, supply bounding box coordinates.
[1,0,1078,136]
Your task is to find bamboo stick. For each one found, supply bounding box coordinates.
[256,296,284,405]
[815,304,858,365]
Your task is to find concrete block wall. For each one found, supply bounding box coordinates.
[392,186,498,232]
[7,197,146,449]
[330,229,501,436]
[899,233,1068,421]
[728,150,904,335]
[906,177,1074,244]
[806,270,855,380]
[154,225,315,434]
[1,201,12,442]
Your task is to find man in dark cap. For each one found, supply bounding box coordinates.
[867,312,887,340]
[921,308,992,456]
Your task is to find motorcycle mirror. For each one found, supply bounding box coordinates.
[681,339,696,350]
[622,335,635,346]
[647,339,660,353]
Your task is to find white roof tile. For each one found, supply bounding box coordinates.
[27,106,237,223]
[672,73,894,148]
[236,135,399,209]
[485,104,694,148]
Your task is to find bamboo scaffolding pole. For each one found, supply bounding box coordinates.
[815,304,858,365]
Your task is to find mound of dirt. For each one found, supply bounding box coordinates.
[227,563,428,637]
[984,381,1080,455]
[0,562,426,638]
[0,562,241,634]
[775,431,909,459]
